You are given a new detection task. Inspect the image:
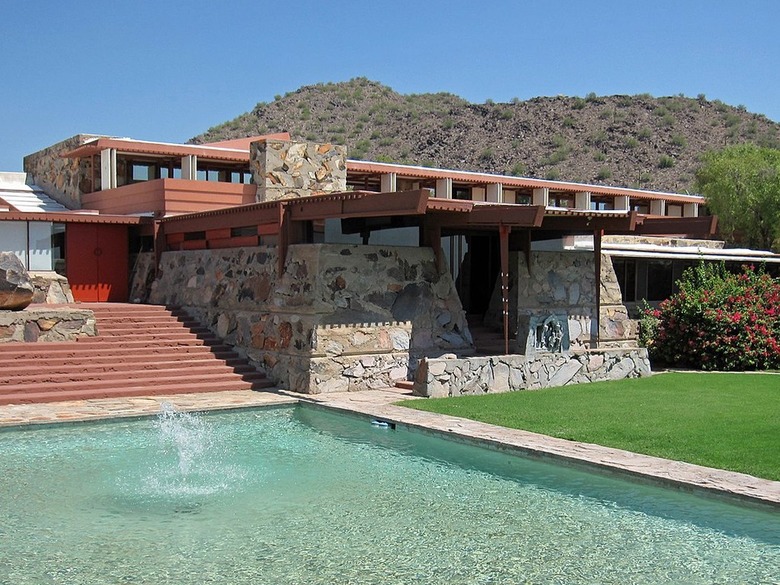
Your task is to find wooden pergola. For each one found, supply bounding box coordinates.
[158,189,718,354]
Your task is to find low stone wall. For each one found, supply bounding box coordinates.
[149,243,471,393]
[0,307,96,342]
[413,348,651,397]
[29,272,74,304]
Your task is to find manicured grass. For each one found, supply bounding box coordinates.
[399,373,780,481]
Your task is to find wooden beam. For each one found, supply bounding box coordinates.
[288,189,430,221]
[634,215,718,237]
[540,212,637,233]
[427,205,545,229]
[162,205,280,234]
[499,224,511,355]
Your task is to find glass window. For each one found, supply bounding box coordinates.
[646,260,674,301]
[453,187,471,200]
[131,163,153,182]
[591,198,614,210]
[612,258,636,302]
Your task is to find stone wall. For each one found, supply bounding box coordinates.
[485,251,637,350]
[148,243,471,392]
[29,272,74,304]
[129,252,156,303]
[413,348,651,397]
[250,140,347,202]
[0,307,96,342]
[23,135,100,209]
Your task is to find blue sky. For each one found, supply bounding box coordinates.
[1,0,778,171]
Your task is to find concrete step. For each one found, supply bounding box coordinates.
[0,302,274,404]
[0,363,258,385]
[0,378,275,406]
[0,356,247,377]
[0,370,273,395]
[76,331,219,344]
[94,323,209,335]
[0,344,236,361]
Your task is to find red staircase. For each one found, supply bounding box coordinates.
[0,303,275,405]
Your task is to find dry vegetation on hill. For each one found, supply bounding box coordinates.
[191,78,780,193]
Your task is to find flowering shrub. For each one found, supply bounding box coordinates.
[646,263,780,370]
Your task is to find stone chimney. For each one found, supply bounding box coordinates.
[250,139,347,202]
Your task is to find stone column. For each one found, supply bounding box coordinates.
[251,140,347,202]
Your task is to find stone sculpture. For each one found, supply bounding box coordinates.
[0,252,34,310]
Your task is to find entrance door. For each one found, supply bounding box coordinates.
[466,234,500,315]
[66,224,129,302]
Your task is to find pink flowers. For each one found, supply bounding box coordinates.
[643,263,780,370]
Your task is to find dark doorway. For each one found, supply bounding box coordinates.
[462,234,500,316]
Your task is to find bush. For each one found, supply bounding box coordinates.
[646,263,780,370]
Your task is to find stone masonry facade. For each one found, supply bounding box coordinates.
[149,243,471,393]
[250,140,347,202]
[485,250,637,351]
[23,135,100,209]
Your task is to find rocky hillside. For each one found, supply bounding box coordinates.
[192,78,780,193]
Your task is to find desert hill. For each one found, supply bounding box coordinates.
[191,78,780,193]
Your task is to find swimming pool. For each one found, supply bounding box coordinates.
[0,405,777,584]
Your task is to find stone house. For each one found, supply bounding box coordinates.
[3,133,779,395]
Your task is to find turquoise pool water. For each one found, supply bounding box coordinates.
[0,405,777,584]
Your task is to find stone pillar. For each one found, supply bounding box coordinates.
[100,148,117,190]
[380,172,396,192]
[182,155,197,180]
[251,140,347,202]
[575,191,591,210]
[614,195,630,211]
[683,202,699,217]
[486,182,502,203]
[650,199,665,216]
[532,187,549,206]
[435,177,452,199]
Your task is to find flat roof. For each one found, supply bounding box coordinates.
[57,135,705,204]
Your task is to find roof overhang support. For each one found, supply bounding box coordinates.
[633,215,718,238]
[499,224,511,355]
[539,211,639,233]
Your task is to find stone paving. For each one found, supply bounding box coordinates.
[0,387,778,508]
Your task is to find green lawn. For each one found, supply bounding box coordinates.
[399,373,780,481]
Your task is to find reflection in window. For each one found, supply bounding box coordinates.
[612,258,637,302]
[647,260,674,301]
